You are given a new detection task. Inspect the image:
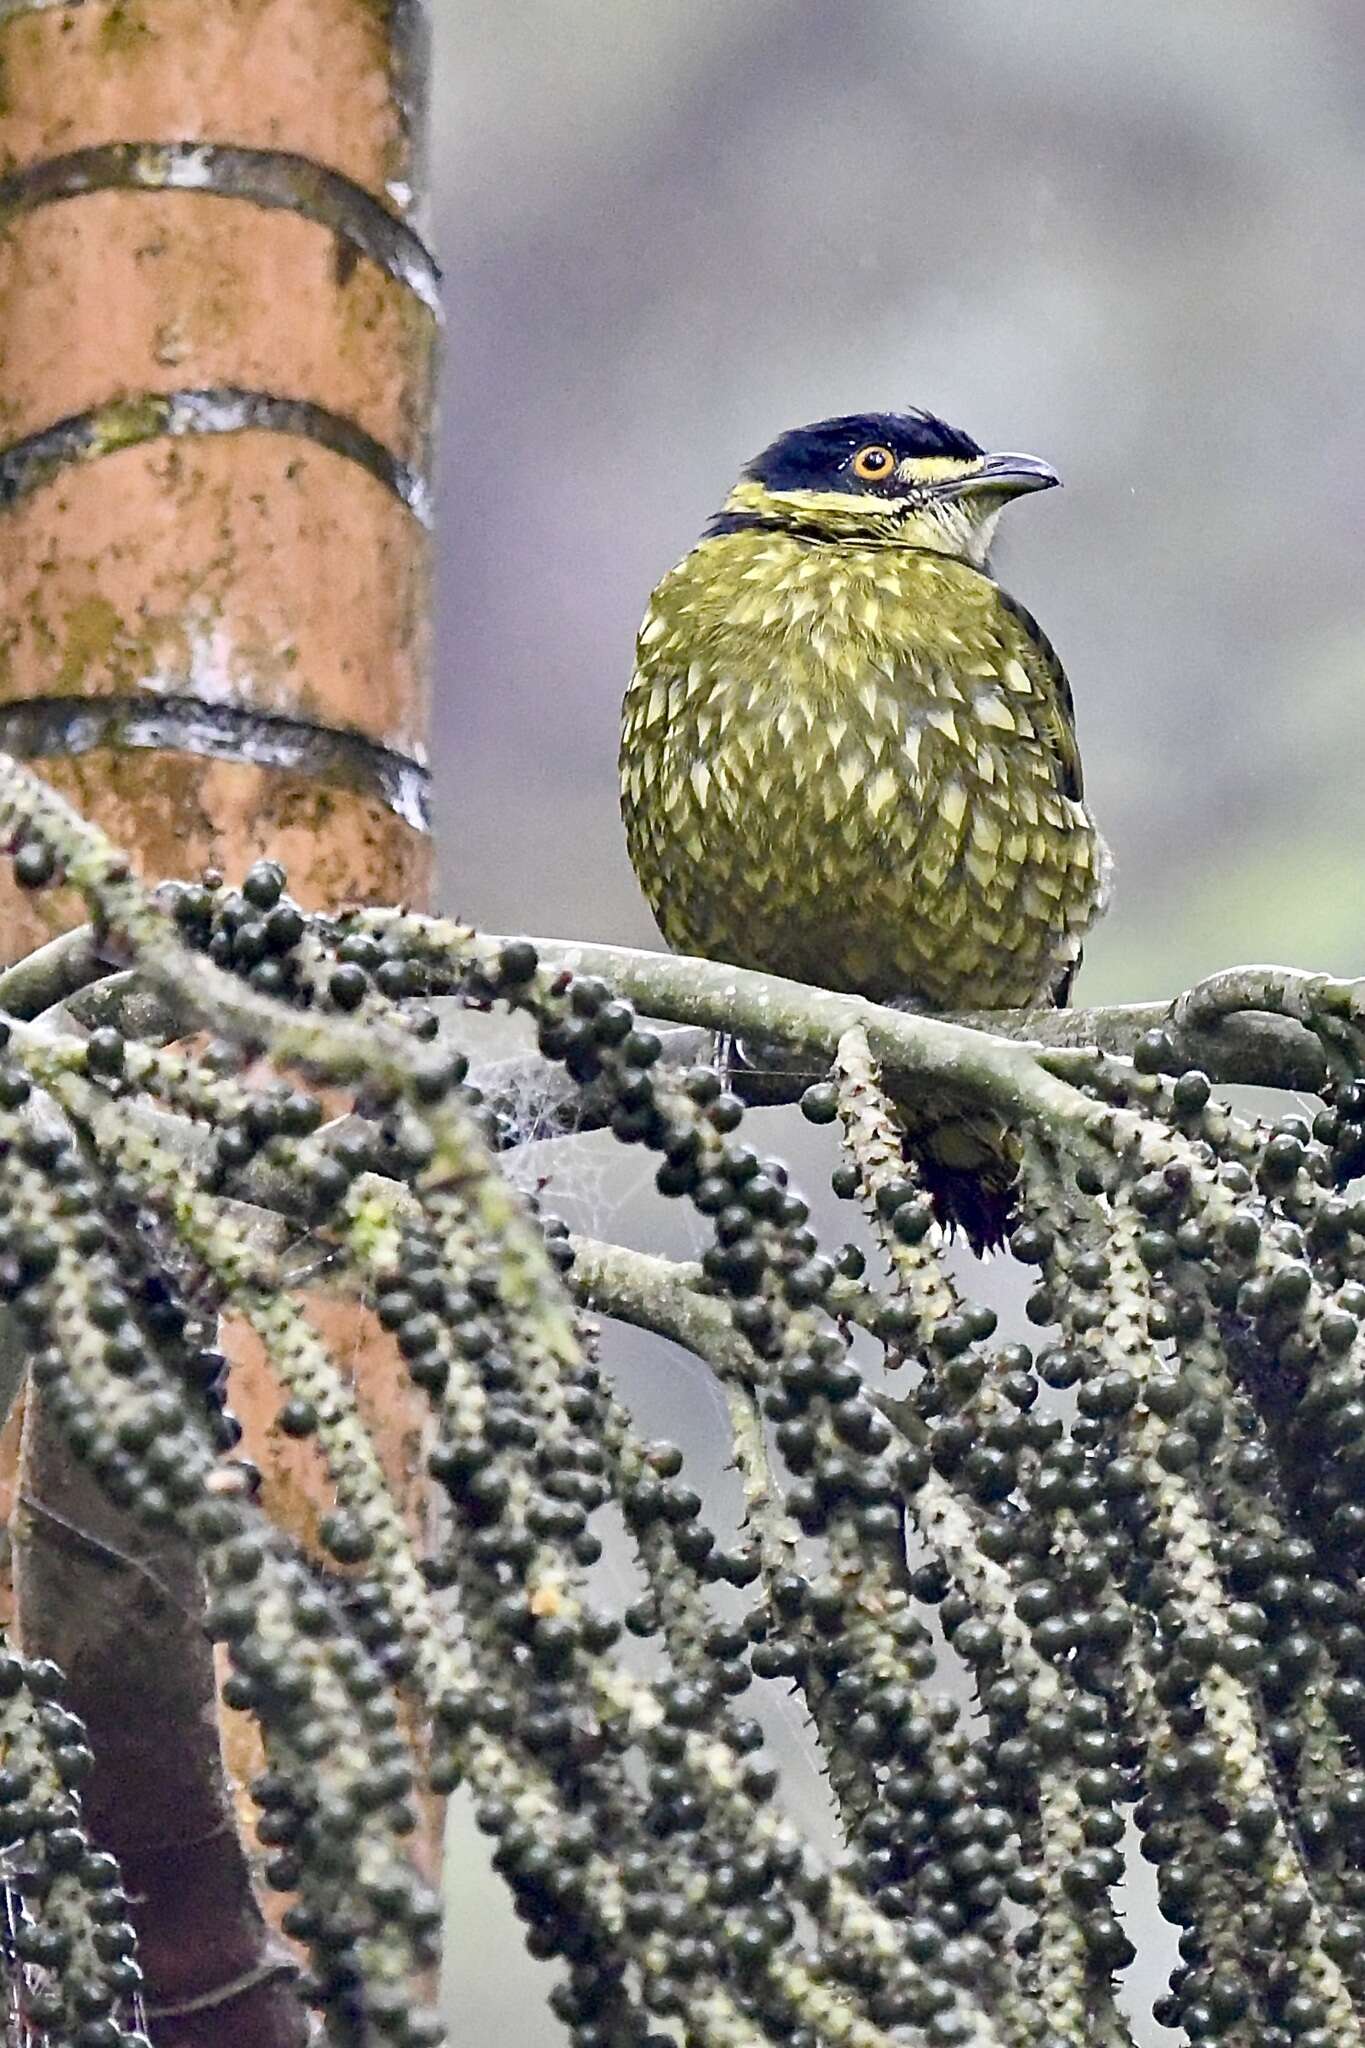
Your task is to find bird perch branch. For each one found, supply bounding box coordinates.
[0,930,1343,1173]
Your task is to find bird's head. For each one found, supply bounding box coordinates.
[707,409,1059,568]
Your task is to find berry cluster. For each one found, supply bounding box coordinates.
[1,755,1365,2047]
[0,1646,143,2048]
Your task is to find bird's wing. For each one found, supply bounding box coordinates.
[992,588,1084,803]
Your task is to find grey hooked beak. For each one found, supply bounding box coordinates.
[939,452,1061,501]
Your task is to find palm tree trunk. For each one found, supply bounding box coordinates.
[0,4,440,2040]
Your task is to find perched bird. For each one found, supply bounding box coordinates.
[620,409,1112,1247]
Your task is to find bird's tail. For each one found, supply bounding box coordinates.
[895,1092,1020,1255]
[892,962,1076,1254]
[727,1032,1021,1252]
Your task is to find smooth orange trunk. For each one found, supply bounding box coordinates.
[0,3,439,2039]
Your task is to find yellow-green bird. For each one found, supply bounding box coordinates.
[620,409,1112,1247]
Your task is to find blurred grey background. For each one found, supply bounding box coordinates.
[433,0,1365,1001]
[428,5,1365,2040]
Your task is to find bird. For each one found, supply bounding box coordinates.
[620,408,1112,1249]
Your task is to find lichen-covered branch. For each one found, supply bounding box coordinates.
[2,927,1340,1137]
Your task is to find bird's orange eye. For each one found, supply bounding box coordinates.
[851,444,896,483]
